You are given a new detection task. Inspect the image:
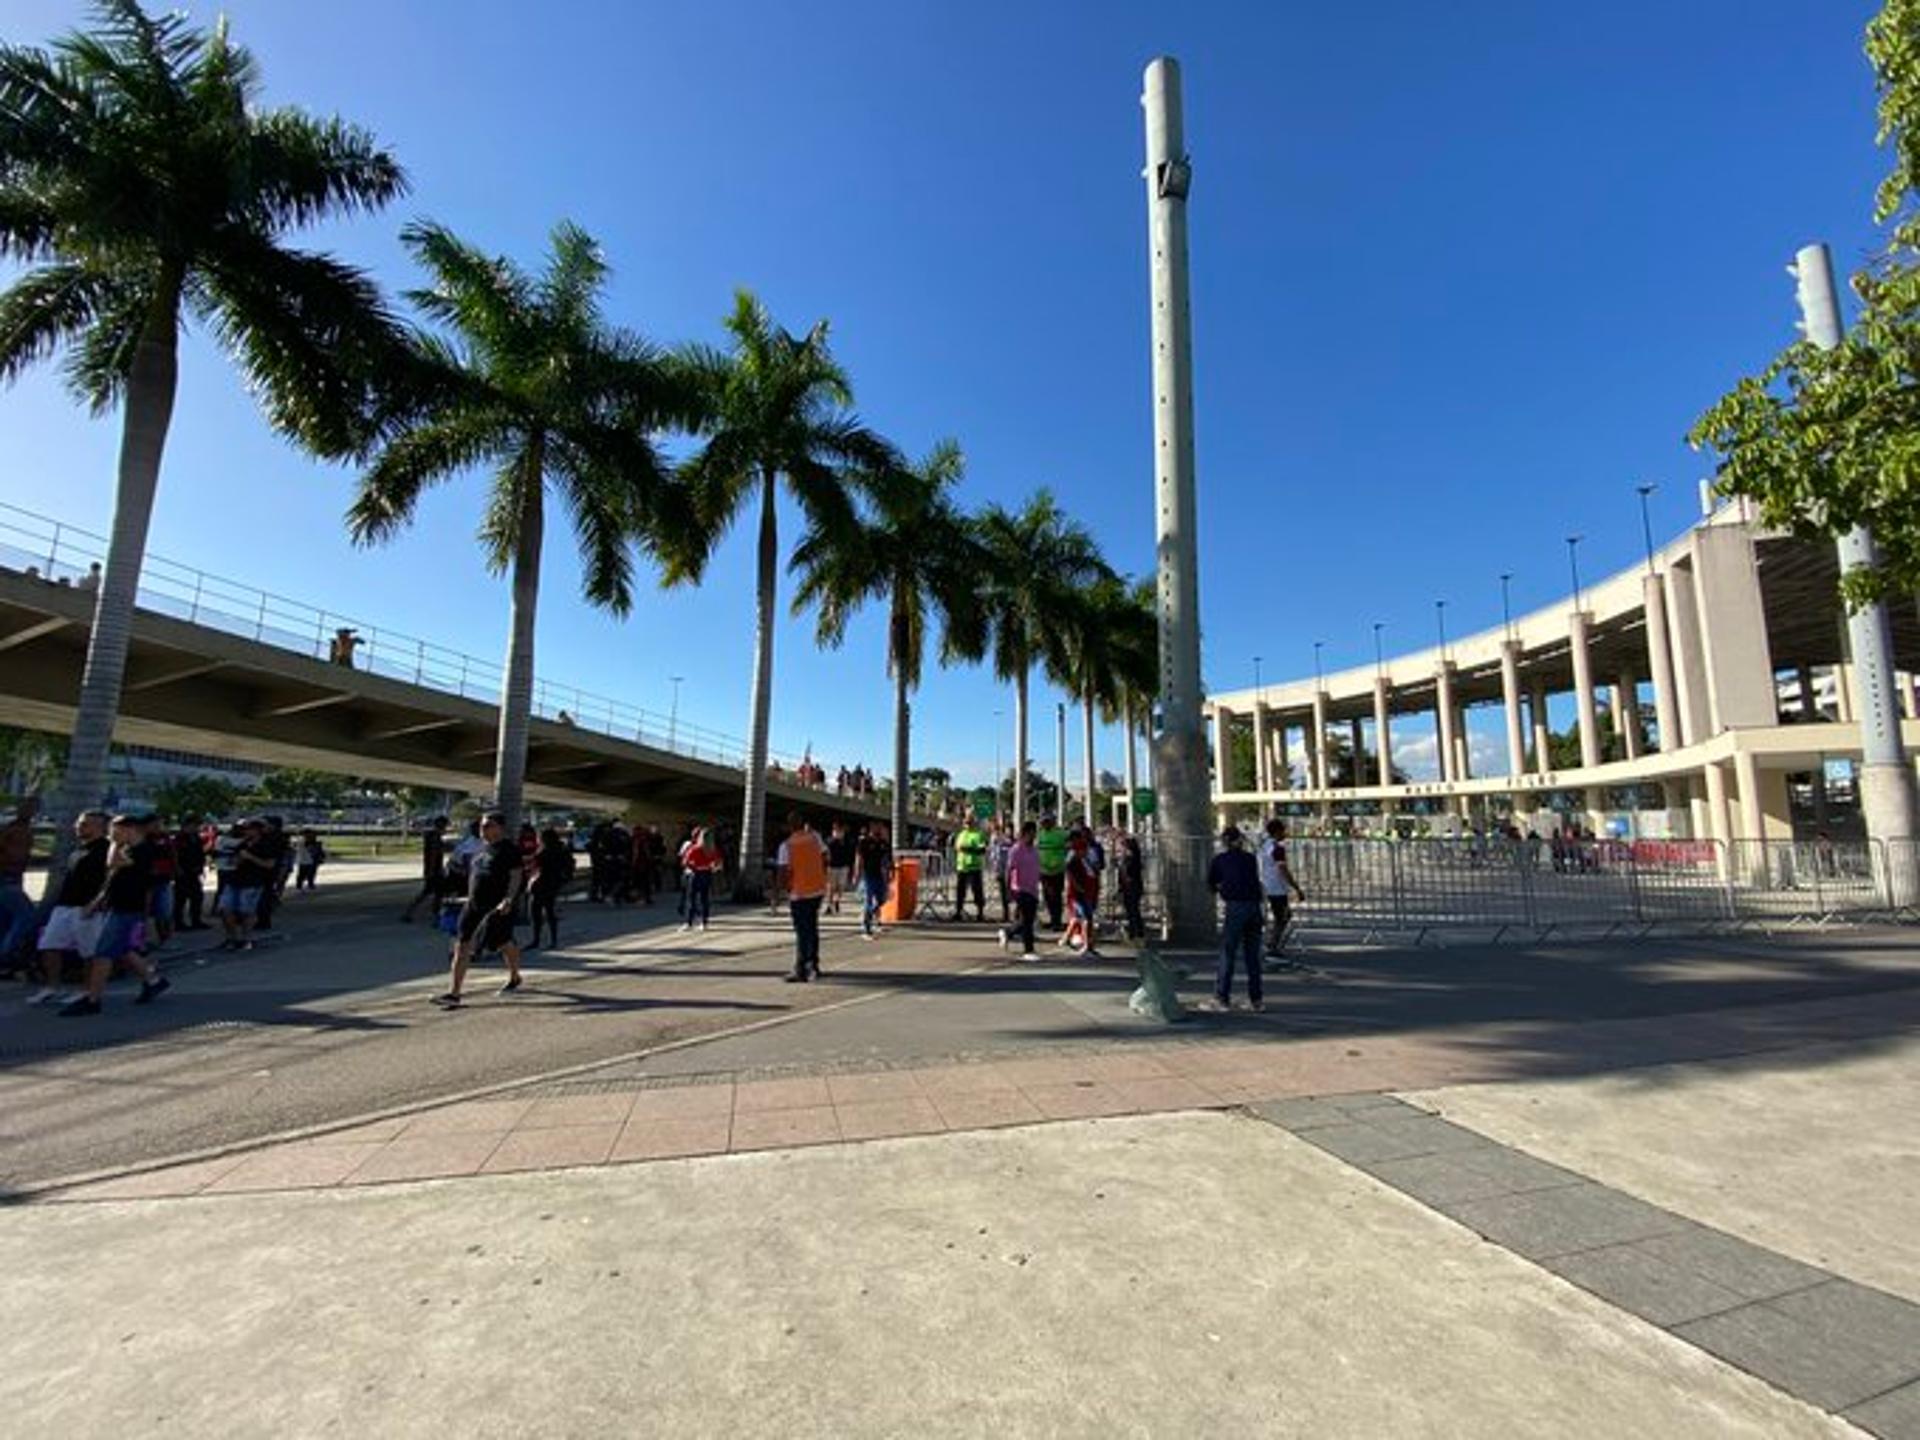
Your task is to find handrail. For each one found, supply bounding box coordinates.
[0,498,832,776]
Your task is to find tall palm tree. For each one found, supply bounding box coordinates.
[1058,572,1150,827]
[790,439,988,843]
[1113,578,1161,825]
[347,220,699,825]
[0,1,404,858]
[977,492,1106,829]
[677,291,886,898]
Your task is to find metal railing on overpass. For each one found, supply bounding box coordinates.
[0,499,813,776]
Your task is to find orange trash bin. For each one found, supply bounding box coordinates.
[880,857,920,922]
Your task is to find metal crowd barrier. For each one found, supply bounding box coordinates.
[1133,834,1916,946]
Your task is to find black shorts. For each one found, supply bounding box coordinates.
[458,904,516,953]
[1266,894,1291,929]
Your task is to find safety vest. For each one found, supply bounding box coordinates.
[785,830,827,900]
[955,827,986,873]
[1036,826,1068,876]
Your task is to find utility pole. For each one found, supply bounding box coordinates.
[1793,242,1917,901]
[1056,700,1069,823]
[1142,55,1213,932]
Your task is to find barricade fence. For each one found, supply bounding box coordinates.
[1132,834,1920,942]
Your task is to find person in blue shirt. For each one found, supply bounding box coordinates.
[1206,825,1265,1012]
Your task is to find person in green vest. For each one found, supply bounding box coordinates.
[1035,814,1069,929]
[953,817,987,921]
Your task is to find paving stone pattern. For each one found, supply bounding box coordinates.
[1253,1095,1920,1440]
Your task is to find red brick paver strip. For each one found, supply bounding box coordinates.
[520,1092,639,1129]
[204,1142,388,1194]
[480,1124,619,1174]
[825,1070,927,1106]
[56,1153,251,1202]
[344,1132,504,1186]
[833,1097,946,1142]
[729,1105,841,1152]
[610,1115,732,1163]
[733,1076,832,1113]
[399,1098,535,1137]
[628,1084,736,1121]
[929,1088,1046,1131]
[1022,1082,1142,1122]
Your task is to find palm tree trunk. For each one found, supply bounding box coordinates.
[737,468,778,901]
[1012,667,1029,829]
[1082,688,1097,829]
[50,267,184,878]
[1123,700,1140,832]
[493,444,543,828]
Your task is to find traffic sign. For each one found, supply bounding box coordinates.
[1132,787,1157,817]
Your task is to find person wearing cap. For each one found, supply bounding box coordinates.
[1207,825,1265,1012]
[435,811,527,1008]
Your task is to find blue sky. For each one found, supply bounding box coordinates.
[0,0,1893,788]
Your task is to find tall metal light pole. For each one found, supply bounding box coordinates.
[1435,600,1448,658]
[668,675,685,751]
[1499,573,1514,638]
[1253,655,1263,695]
[1373,623,1385,673]
[993,708,1003,817]
[1792,242,1917,897]
[1142,56,1211,928]
[1565,535,1585,611]
[1636,484,1658,574]
[1055,700,1069,823]
[1312,640,1324,688]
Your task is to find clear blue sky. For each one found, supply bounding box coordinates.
[0,0,1892,789]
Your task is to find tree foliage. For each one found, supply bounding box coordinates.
[1689,0,1920,606]
[150,773,238,819]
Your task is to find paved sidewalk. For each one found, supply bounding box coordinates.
[0,1111,1854,1440]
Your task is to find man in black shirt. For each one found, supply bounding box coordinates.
[58,814,170,1017]
[1206,825,1266,1013]
[435,811,526,1009]
[30,810,111,1005]
[400,816,449,923]
[171,814,209,930]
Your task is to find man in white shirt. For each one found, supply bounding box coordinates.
[1259,818,1305,961]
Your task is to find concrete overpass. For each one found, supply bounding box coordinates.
[0,565,938,836]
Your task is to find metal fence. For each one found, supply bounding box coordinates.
[1136,834,1920,944]
[0,499,806,774]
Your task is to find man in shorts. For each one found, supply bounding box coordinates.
[435,811,527,1008]
[216,818,272,951]
[59,814,170,1016]
[825,819,854,916]
[28,810,111,1005]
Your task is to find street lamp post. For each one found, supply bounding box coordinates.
[1373,623,1385,674]
[1566,535,1585,612]
[1142,55,1211,931]
[1636,484,1658,574]
[1435,600,1448,658]
[667,675,684,751]
[1253,655,1263,695]
[1500,573,1514,638]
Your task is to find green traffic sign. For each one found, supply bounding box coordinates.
[971,787,997,820]
[1132,787,1157,817]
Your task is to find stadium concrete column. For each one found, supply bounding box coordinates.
[1350,717,1366,786]
[1617,670,1642,759]
[1275,721,1292,790]
[1252,702,1270,792]
[1704,759,1734,878]
[1666,559,1712,745]
[1643,572,1681,752]
[1142,56,1212,926]
[1500,642,1525,776]
[1834,624,1856,724]
[1794,241,1918,901]
[1211,705,1231,794]
[1569,611,1602,770]
[1311,690,1330,790]
[1436,665,1458,783]
[1530,679,1551,774]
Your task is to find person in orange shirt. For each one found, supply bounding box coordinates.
[777,811,828,983]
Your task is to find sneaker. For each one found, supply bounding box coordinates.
[1018,952,1040,963]
[861,932,876,942]
[678,923,692,933]
[498,975,523,995]
[997,929,1009,952]
[431,991,462,1009]
[135,976,171,1005]
[24,987,60,1006]
[1249,999,1266,1013]
[1083,949,1102,960]
[57,996,101,1017]
[783,972,809,984]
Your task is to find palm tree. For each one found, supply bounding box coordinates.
[677,291,887,898]
[976,492,1106,829]
[1113,578,1161,825]
[0,1,404,858]
[790,440,988,843]
[346,220,698,825]
[1058,572,1154,828]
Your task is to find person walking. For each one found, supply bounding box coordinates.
[998,821,1042,962]
[0,796,40,970]
[1035,814,1068,930]
[401,816,449,922]
[1259,818,1306,961]
[527,826,575,950]
[138,814,175,952]
[58,814,171,1017]
[854,820,892,940]
[252,816,290,933]
[435,812,527,1009]
[1060,828,1103,958]
[986,821,1011,926]
[214,819,273,952]
[1117,833,1147,941]
[170,814,209,931]
[679,827,719,932]
[1207,825,1265,1012]
[825,819,853,916]
[27,811,111,1006]
[779,812,829,983]
[952,814,987,922]
[293,829,326,891]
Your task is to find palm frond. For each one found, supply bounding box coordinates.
[0,261,121,391]
[346,407,512,546]
[247,109,408,231]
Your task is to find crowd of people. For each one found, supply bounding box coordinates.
[1,795,339,1016]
